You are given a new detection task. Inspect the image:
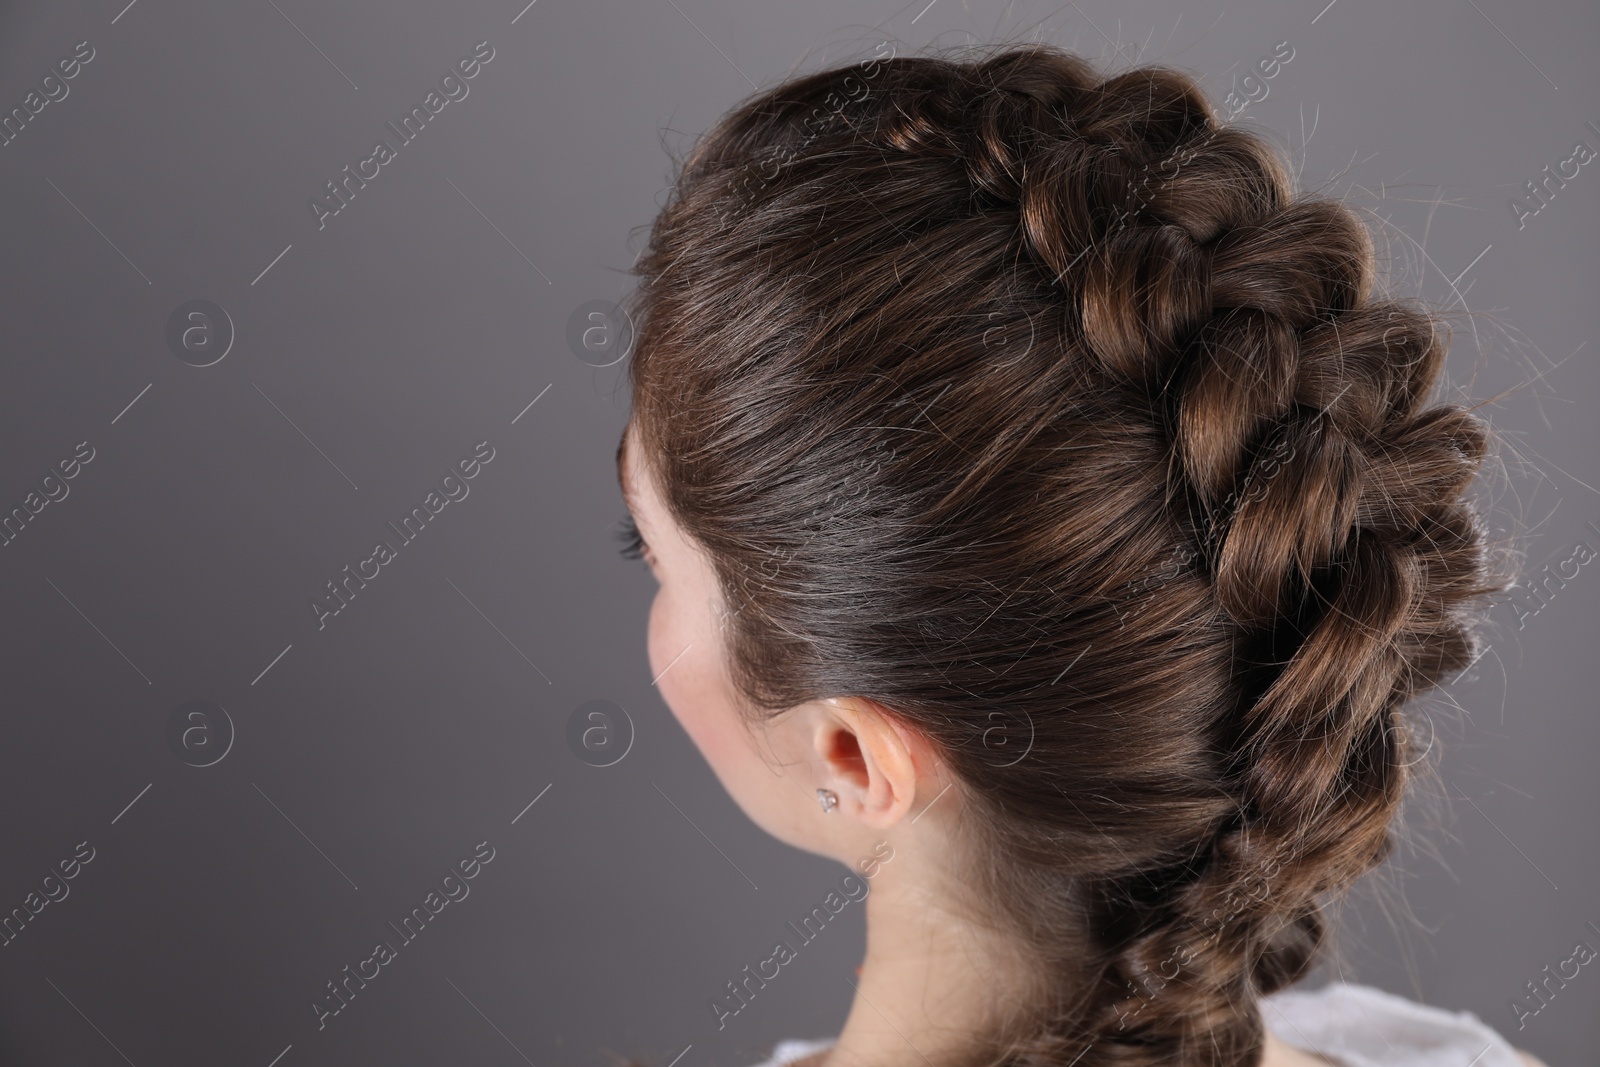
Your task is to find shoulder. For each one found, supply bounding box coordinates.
[1260,980,1533,1067]
[745,1038,835,1067]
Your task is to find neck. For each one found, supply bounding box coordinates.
[820,853,1041,1067]
[805,854,1335,1067]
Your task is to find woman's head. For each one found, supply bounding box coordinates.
[619,41,1501,1067]
[618,423,948,861]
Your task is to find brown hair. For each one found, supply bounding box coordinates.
[623,41,1504,1067]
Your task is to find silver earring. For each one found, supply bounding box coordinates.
[816,788,839,813]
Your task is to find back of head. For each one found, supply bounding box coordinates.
[625,41,1502,1067]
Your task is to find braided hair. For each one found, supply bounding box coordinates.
[625,41,1503,1067]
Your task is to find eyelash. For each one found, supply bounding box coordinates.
[617,514,649,561]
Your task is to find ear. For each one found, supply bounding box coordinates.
[812,697,938,829]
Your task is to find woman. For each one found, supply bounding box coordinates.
[614,41,1546,1067]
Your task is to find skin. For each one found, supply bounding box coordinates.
[617,422,1546,1067]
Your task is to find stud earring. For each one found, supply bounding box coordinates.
[816,788,839,813]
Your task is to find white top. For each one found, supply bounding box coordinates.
[745,981,1526,1067]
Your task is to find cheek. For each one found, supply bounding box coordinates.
[642,585,812,848]
[647,587,748,783]
[645,587,673,682]
[648,588,718,744]
[646,586,694,703]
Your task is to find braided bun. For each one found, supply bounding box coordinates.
[629,41,1503,1067]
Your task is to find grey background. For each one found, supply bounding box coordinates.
[0,0,1594,1064]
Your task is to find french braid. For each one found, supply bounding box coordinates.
[627,41,1503,1067]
